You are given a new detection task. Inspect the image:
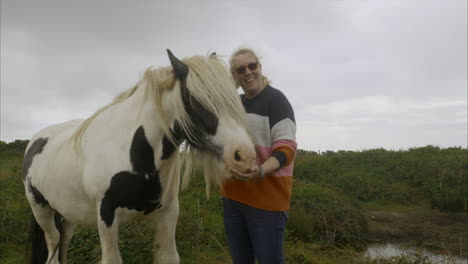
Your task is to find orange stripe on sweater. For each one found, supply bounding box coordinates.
[222,176,293,211]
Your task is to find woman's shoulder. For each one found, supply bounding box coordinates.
[265,85,291,103]
[265,85,295,122]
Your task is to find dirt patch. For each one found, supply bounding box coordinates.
[366,207,467,257]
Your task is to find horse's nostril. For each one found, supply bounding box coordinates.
[234,151,241,162]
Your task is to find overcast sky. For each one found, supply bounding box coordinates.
[1,0,466,151]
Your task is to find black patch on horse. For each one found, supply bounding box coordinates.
[161,136,176,160]
[22,138,48,180]
[161,122,184,160]
[100,126,162,227]
[185,95,219,137]
[130,126,156,173]
[28,179,49,206]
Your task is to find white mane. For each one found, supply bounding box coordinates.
[70,54,249,196]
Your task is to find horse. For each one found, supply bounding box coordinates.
[22,50,256,264]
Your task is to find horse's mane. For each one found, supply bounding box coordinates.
[70,54,248,196]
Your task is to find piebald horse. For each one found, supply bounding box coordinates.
[22,50,256,264]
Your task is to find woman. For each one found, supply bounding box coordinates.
[222,47,297,264]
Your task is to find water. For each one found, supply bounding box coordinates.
[365,243,467,264]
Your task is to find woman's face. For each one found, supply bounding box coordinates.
[232,53,265,98]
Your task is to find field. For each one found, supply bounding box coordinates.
[1,140,467,263]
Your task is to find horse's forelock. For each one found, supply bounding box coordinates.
[182,56,248,129]
[176,55,250,195]
[152,54,249,149]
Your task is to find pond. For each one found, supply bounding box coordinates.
[365,243,467,264]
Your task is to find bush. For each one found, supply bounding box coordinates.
[288,182,368,249]
[294,146,468,211]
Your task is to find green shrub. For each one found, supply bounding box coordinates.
[288,182,368,249]
[294,146,468,211]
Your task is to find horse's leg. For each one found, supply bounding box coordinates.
[154,202,180,264]
[30,204,61,264]
[59,218,77,264]
[97,203,122,264]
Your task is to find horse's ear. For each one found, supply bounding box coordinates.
[209,52,217,59]
[167,49,189,79]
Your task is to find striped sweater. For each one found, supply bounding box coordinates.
[222,85,297,211]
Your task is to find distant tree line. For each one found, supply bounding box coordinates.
[0,140,29,159]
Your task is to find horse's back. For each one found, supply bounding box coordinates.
[26,119,83,150]
[25,119,84,177]
[25,119,84,179]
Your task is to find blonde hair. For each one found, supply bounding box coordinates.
[229,47,271,87]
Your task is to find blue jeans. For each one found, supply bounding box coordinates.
[222,198,288,264]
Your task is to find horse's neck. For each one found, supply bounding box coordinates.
[84,80,176,153]
[124,80,176,142]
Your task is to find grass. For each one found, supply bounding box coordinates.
[1,143,467,263]
[0,165,369,264]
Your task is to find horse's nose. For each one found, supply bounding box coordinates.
[232,147,256,172]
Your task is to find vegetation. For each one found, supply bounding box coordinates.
[0,140,466,263]
[289,182,368,250]
[294,147,467,212]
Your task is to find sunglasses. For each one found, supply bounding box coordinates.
[235,62,258,75]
